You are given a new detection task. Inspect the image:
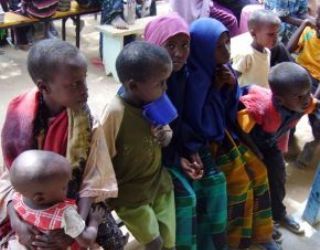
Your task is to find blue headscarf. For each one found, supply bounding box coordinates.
[184,18,240,152]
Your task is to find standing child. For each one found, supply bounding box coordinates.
[184,18,279,250]
[287,5,320,168]
[9,150,104,249]
[232,9,280,87]
[101,41,176,250]
[0,39,125,250]
[144,14,228,250]
[238,62,319,236]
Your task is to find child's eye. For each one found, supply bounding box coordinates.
[167,44,175,50]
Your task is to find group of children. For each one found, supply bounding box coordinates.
[0,2,320,250]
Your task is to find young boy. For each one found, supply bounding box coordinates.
[0,39,125,250]
[264,0,309,44]
[9,150,104,249]
[101,41,176,250]
[232,9,280,87]
[237,62,319,236]
[287,5,320,168]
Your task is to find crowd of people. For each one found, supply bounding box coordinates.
[0,0,320,250]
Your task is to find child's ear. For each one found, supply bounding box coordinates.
[33,192,45,203]
[249,28,256,38]
[37,79,50,94]
[127,79,138,92]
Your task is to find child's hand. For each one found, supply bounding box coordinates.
[89,205,105,225]
[180,153,204,180]
[215,64,236,89]
[151,125,173,147]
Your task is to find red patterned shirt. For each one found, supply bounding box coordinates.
[12,193,85,238]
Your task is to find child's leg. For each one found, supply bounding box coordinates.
[241,146,274,243]
[115,202,168,250]
[261,146,303,234]
[151,190,176,250]
[261,146,286,222]
[145,236,163,250]
[195,148,228,250]
[168,168,197,250]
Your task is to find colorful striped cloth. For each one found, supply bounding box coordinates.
[214,135,273,249]
[168,147,228,250]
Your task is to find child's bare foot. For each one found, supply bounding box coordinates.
[111,16,129,29]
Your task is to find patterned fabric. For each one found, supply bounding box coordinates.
[21,0,59,19]
[213,136,273,249]
[12,193,78,232]
[264,0,308,43]
[169,148,227,250]
[215,0,258,20]
[296,26,320,81]
[1,89,124,250]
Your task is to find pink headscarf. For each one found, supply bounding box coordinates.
[144,13,190,46]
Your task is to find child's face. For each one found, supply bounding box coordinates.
[42,56,88,111]
[253,23,279,49]
[38,172,71,205]
[163,33,190,72]
[215,32,231,65]
[277,84,312,113]
[130,63,172,104]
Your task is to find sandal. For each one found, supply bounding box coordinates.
[280,215,304,234]
[272,227,283,243]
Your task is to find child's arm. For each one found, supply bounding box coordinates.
[287,19,315,52]
[232,53,251,80]
[74,206,104,247]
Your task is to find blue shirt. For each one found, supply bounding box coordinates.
[265,0,308,43]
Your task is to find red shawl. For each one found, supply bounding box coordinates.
[1,88,68,168]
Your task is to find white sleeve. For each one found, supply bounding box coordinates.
[232,53,252,74]
[61,206,86,238]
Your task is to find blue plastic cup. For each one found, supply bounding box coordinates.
[143,93,178,126]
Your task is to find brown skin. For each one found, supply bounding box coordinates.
[7,57,94,250]
[10,150,103,249]
[215,32,264,159]
[250,23,280,51]
[123,62,171,107]
[162,33,190,72]
[287,6,320,53]
[276,84,312,114]
[123,62,173,146]
[162,32,204,180]
[215,32,235,89]
[37,55,88,116]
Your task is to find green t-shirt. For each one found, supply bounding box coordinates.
[102,96,172,208]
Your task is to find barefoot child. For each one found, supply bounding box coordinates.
[144,14,228,250]
[0,39,125,250]
[101,41,175,250]
[9,150,104,249]
[238,62,320,235]
[232,9,280,87]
